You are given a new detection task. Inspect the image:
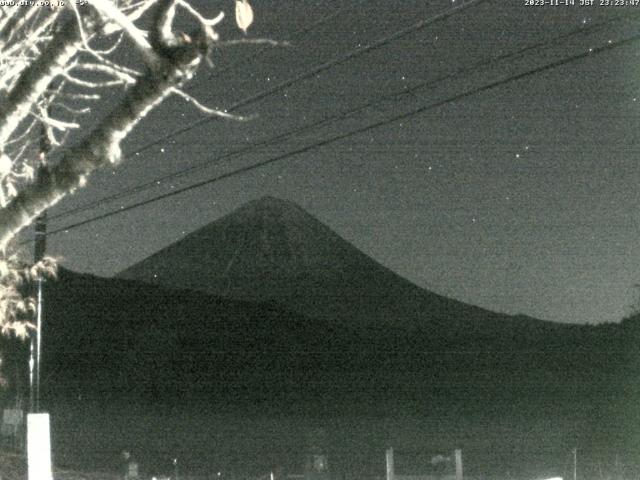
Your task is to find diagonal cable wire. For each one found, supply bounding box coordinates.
[49,6,631,222]
[34,28,640,241]
[49,0,488,220]
[110,0,490,155]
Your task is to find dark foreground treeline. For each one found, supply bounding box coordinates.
[0,268,638,477]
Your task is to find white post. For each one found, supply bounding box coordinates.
[386,447,395,480]
[454,449,463,480]
[27,413,53,480]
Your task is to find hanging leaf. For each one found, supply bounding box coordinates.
[235,0,254,34]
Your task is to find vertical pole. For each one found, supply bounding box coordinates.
[28,334,35,413]
[30,99,51,415]
[29,215,46,414]
[27,97,52,480]
[33,213,46,413]
[386,448,394,480]
[454,449,463,480]
[573,448,577,480]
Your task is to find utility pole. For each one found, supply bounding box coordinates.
[29,103,51,414]
[573,448,577,480]
[31,212,46,412]
[27,102,53,480]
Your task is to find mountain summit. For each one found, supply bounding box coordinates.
[118,196,556,335]
[119,195,367,296]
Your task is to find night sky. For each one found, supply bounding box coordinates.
[28,1,640,325]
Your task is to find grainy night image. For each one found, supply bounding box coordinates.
[0,1,639,480]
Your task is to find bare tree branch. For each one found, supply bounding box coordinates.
[0,1,216,248]
[0,0,257,332]
[0,17,82,149]
[171,88,248,120]
[87,0,160,66]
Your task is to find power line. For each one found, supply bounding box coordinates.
[41,2,355,161]
[49,0,487,221]
[101,0,489,157]
[35,29,640,241]
[47,3,366,221]
[49,9,632,222]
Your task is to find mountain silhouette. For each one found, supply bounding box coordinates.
[118,196,569,340]
[18,267,638,475]
[2,197,635,473]
[0,267,632,474]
